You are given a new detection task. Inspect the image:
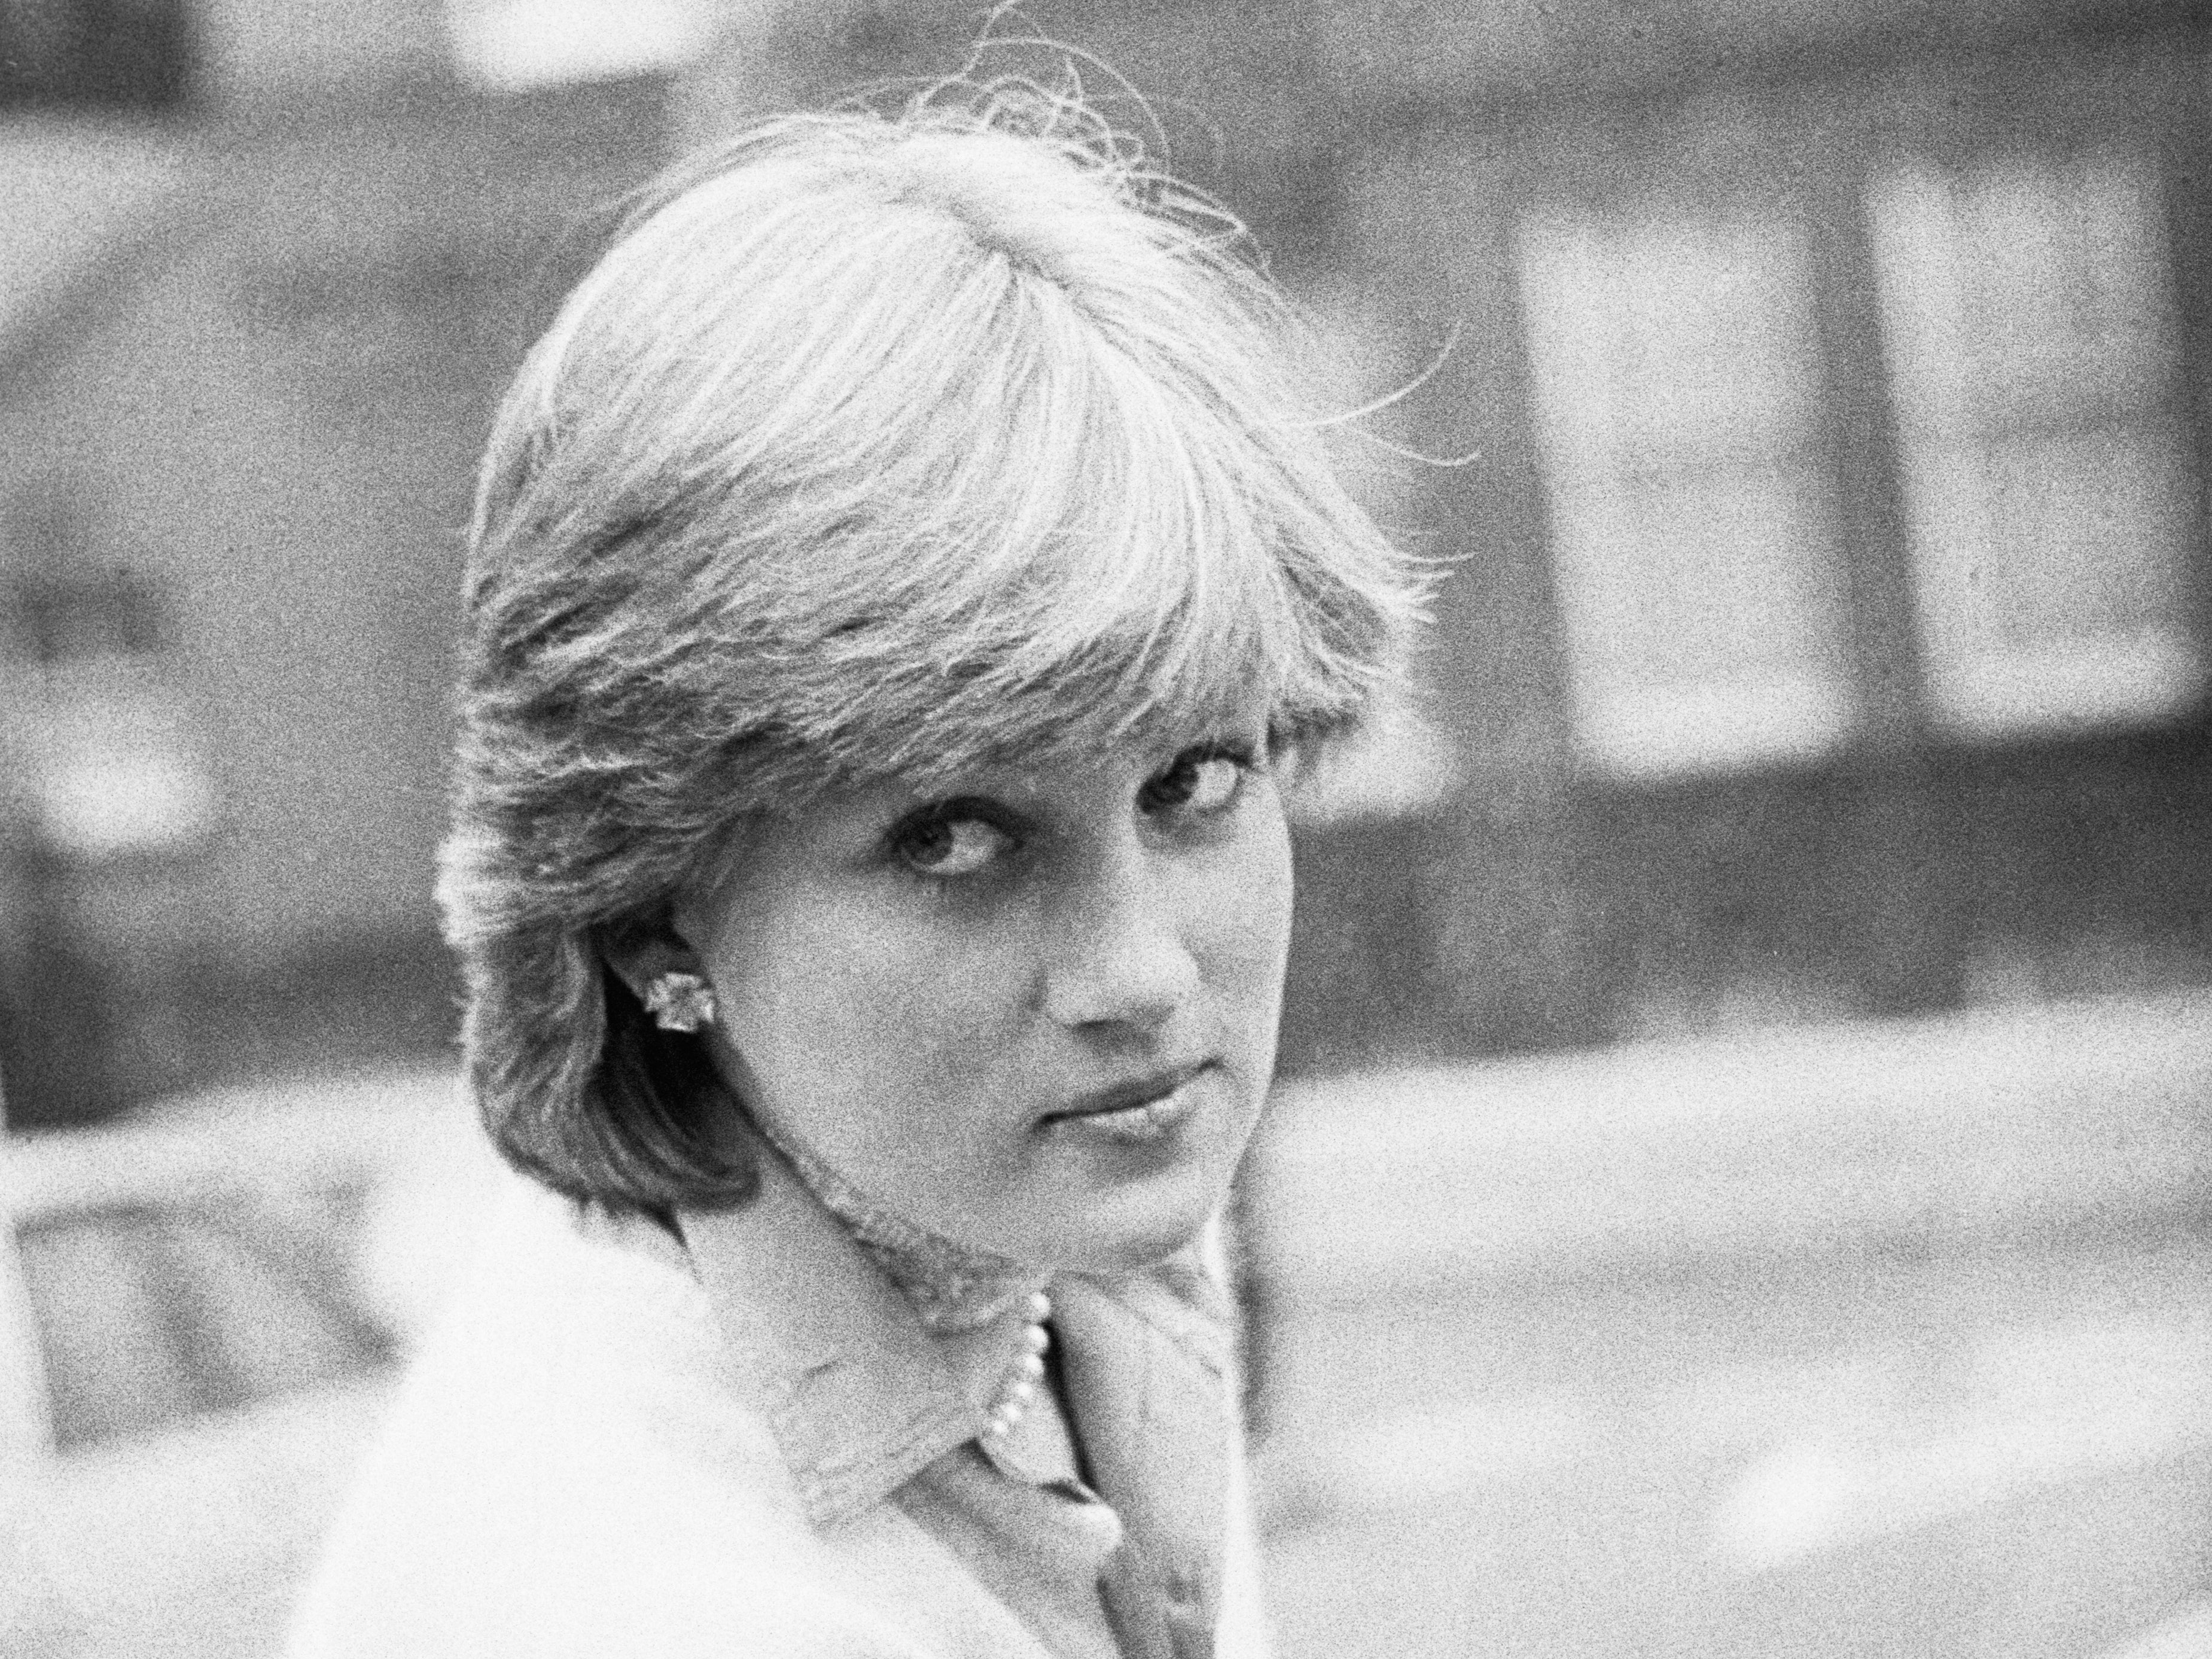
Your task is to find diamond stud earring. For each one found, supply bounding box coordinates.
[642,971,717,1033]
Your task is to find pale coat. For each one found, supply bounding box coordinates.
[287,1140,1268,1659]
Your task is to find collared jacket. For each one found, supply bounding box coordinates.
[287,1141,1269,1659]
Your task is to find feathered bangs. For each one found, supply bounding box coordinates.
[709,279,1401,793]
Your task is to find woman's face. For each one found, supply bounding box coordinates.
[671,722,1294,1274]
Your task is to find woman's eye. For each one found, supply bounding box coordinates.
[895,816,1012,878]
[1142,752,1247,815]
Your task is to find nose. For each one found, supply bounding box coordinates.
[1038,839,1201,1033]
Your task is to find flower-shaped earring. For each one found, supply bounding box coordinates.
[643,971,717,1033]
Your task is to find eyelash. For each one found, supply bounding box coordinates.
[885,742,1263,881]
[886,800,1020,881]
[1138,742,1260,813]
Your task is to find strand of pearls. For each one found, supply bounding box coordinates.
[982,1291,1053,1442]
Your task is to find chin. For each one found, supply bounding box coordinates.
[1046,1165,1234,1274]
[984,1072,1266,1271]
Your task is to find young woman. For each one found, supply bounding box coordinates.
[290,84,1420,1659]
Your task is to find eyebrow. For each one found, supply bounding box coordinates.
[891,790,1026,823]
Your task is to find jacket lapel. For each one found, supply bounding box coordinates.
[680,1137,977,1524]
[1051,1258,1233,1659]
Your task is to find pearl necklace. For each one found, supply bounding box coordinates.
[982,1291,1053,1442]
[737,1110,1055,1439]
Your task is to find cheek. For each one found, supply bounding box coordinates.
[703,887,1016,1120]
[1193,810,1297,1006]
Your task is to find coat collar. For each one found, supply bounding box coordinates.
[678,1135,977,1524]
[675,1128,1238,1576]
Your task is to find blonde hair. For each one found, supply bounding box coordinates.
[440,83,1425,1207]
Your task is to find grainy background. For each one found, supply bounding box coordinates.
[2,2,2208,1655]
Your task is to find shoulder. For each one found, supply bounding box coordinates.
[293,1531,931,1659]
[291,1182,901,1659]
[292,1555,932,1659]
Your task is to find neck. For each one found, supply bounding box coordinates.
[748,1112,1050,1334]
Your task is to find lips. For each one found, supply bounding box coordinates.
[1038,1063,1215,1147]
[1043,1061,1212,1126]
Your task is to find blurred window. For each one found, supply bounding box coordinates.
[1868,151,2205,738]
[0,0,192,111]
[0,570,217,862]
[446,0,706,91]
[1516,206,1857,778]
[16,1204,389,1448]
[1281,274,1460,826]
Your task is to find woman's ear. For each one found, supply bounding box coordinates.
[598,915,703,1007]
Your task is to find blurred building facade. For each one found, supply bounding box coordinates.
[1255,0,2212,1073]
[0,1,666,1123]
[2,0,2208,1122]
